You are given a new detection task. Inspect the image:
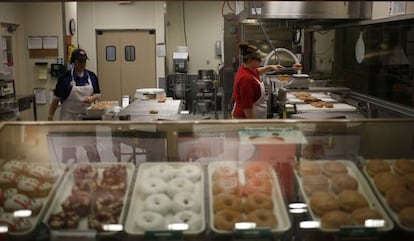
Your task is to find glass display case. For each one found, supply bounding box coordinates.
[0,119,413,241]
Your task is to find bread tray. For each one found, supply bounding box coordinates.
[0,161,65,236]
[361,158,414,232]
[294,160,394,233]
[208,161,291,234]
[124,162,205,236]
[42,162,135,236]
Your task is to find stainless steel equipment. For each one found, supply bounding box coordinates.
[192,69,218,117]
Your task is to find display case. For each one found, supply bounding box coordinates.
[0,119,413,241]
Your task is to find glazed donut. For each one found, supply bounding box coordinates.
[213,193,242,212]
[244,192,274,212]
[214,209,243,231]
[212,177,240,195]
[144,193,171,215]
[394,158,414,175]
[135,211,165,230]
[245,162,271,179]
[243,178,273,195]
[172,191,200,212]
[167,177,194,197]
[140,178,167,197]
[88,211,118,231]
[178,164,202,182]
[48,211,80,229]
[73,164,98,183]
[322,161,347,177]
[172,210,202,231]
[93,194,123,216]
[212,163,238,179]
[246,209,277,228]
[366,159,390,176]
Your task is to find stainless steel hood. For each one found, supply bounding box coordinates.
[239,1,372,24]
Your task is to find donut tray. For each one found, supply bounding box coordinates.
[0,161,65,236]
[208,161,291,234]
[42,162,135,235]
[124,162,205,236]
[361,158,414,232]
[294,160,394,232]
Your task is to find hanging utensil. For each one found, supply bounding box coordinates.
[355,31,365,64]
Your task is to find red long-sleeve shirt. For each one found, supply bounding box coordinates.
[232,65,261,118]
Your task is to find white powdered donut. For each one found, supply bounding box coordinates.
[140,178,167,197]
[171,192,200,212]
[144,193,171,215]
[135,211,165,230]
[172,210,202,231]
[167,177,194,197]
[178,165,202,182]
[148,164,174,176]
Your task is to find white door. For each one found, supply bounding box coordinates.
[96,30,156,102]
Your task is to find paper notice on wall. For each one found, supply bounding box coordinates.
[38,65,48,80]
[33,88,46,104]
[389,1,406,16]
[28,37,43,49]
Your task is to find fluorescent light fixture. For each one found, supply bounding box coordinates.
[102,224,123,232]
[0,226,8,233]
[289,203,307,209]
[289,208,307,214]
[364,219,385,228]
[235,222,256,230]
[14,209,32,218]
[168,223,189,231]
[299,221,320,229]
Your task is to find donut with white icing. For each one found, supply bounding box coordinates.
[0,171,19,188]
[140,178,167,197]
[4,194,43,215]
[178,164,202,182]
[17,177,52,198]
[171,191,200,213]
[144,193,171,215]
[172,210,202,231]
[2,160,28,174]
[26,165,58,183]
[167,177,194,197]
[135,211,165,230]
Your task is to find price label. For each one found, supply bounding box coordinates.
[145,230,183,241]
[232,228,273,241]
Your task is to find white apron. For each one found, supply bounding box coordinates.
[251,75,267,119]
[60,70,93,120]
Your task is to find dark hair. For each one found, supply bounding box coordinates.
[70,48,88,63]
[239,43,264,62]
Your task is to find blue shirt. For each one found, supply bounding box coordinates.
[53,70,100,103]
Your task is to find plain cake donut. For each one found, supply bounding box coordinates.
[214,209,243,231]
[135,211,166,230]
[213,193,242,212]
[144,193,171,215]
[172,210,202,231]
[244,192,274,212]
[212,177,240,195]
[246,209,277,228]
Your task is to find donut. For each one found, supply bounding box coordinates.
[48,211,80,229]
[310,191,339,217]
[212,163,238,179]
[17,177,52,198]
[4,194,43,216]
[322,161,347,177]
[330,173,358,194]
[71,179,99,198]
[88,211,118,231]
[246,209,277,228]
[172,191,200,212]
[2,160,28,174]
[0,171,19,188]
[338,190,369,212]
[135,211,165,230]
[243,177,273,195]
[366,159,390,176]
[245,162,271,179]
[310,101,324,108]
[385,187,414,212]
[93,193,123,216]
[73,164,98,183]
[4,188,17,199]
[214,209,243,231]
[213,193,242,212]
[167,177,194,197]
[351,207,383,225]
[61,193,91,217]
[244,192,273,212]
[373,172,406,195]
[144,193,171,215]
[140,178,167,197]
[146,164,177,181]
[404,173,414,191]
[102,164,127,181]
[172,210,202,231]
[302,175,329,196]
[399,206,414,228]
[324,102,333,108]
[394,159,414,175]
[298,160,321,177]
[0,214,32,232]
[100,175,127,195]
[178,164,202,182]
[26,165,58,183]
[321,210,352,229]
[212,177,240,195]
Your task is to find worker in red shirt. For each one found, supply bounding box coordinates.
[232,43,284,119]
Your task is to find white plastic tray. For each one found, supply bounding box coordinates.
[296,103,357,112]
[0,161,65,236]
[43,162,134,234]
[208,161,291,234]
[294,160,394,232]
[361,159,414,232]
[124,162,205,235]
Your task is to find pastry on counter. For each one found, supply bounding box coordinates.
[338,190,369,212]
[373,171,405,195]
[310,191,339,216]
[394,158,414,175]
[330,173,358,194]
[321,210,352,229]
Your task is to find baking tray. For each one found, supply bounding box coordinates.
[124,162,205,236]
[0,161,65,236]
[208,161,291,234]
[294,160,393,232]
[361,158,414,232]
[296,103,357,112]
[286,92,337,104]
[43,162,134,235]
